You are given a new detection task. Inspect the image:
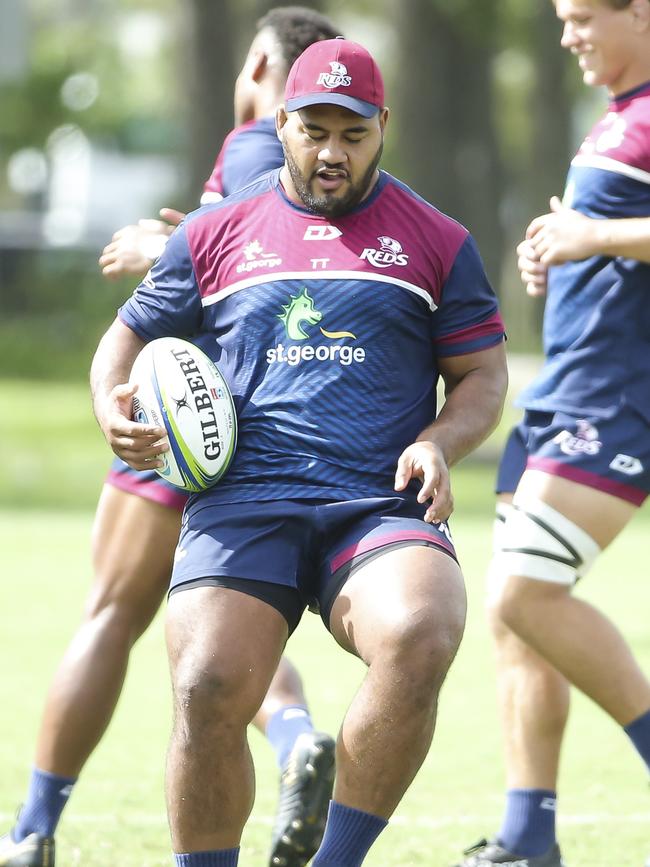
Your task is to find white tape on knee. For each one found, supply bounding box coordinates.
[485,502,514,601]
[493,498,601,586]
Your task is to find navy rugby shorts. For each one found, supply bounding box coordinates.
[169,496,458,633]
[106,456,188,512]
[496,408,650,506]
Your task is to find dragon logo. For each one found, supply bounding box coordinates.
[277,288,356,342]
[277,288,323,340]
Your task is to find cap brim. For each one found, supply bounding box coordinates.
[286,92,379,119]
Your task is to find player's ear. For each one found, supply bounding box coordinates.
[378,107,389,135]
[251,50,269,84]
[276,105,288,140]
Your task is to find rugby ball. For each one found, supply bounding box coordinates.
[129,337,237,492]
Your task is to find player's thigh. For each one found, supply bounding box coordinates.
[167,585,288,717]
[516,469,637,548]
[329,544,466,665]
[88,483,182,614]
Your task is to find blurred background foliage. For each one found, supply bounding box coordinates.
[0,0,606,380]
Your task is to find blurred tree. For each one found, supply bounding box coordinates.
[387,0,504,284]
[180,0,236,205]
[494,0,573,348]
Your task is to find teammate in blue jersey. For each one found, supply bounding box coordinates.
[90,38,507,867]
[454,2,650,866]
[0,10,342,867]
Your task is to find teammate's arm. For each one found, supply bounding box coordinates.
[98,208,186,280]
[90,318,167,469]
[394,342,507,523]
[527,195,650,266]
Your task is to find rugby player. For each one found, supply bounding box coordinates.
[0,9,342,867]
[454,2,650,865]
[90,37,507,867]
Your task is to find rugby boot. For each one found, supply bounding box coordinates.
[0,831,55,866]
[452,838,566,867]
[268,731,336,867]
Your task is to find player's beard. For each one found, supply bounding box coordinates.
[283,140,383,218]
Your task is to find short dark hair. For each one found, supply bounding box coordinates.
[257,6,342,71]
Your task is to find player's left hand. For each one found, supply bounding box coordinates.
[394,441,454,523]
[526,196,595,265]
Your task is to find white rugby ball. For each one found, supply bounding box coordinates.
[129,337,237,492]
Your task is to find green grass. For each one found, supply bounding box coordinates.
[0,380,649,865]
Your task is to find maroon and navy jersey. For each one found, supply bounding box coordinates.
[201,117,282,203]
[518,81,650,423]
[119,169,504,505]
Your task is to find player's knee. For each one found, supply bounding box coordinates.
[382,606,464,688]
[171,651,262,730]
[487,496,600,627]
[83,587,161,643]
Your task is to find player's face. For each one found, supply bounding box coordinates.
[555,0,646,95]
[278,103,388,217]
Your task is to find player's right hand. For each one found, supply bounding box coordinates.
[516,239,548,297]
[98,382,168,470]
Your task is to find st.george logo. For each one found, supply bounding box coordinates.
[268,288,365,367]
[237,240,282,274]
[317,61,352,89]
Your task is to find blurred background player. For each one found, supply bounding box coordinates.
[454,1,650,865]
[0,9,342,867]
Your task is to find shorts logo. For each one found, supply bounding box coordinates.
[268,288,365,366]
[237,240,282,274]
[303,225,342,241]
[360,235,409,268]
[553,420,602,457]
[609,453,643,476]
[317,61,351,89]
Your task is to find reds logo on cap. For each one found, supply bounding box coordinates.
[285,38,385,119]
[318,61,352,89]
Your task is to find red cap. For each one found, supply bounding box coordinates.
[285,38,384,119]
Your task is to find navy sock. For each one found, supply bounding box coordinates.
[265,705,314,770]
[174,848,239,866]
[14,767,77,841]
[497,788,557,857]
[624,708,650,773]
[311,801,387,866]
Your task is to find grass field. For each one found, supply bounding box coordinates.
[1,379,649,866]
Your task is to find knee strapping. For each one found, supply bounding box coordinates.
[489,497,601,587]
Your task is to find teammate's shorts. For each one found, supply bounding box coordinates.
[496,409,650,506]
[105,457,188,512]
[169,496,458,634]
